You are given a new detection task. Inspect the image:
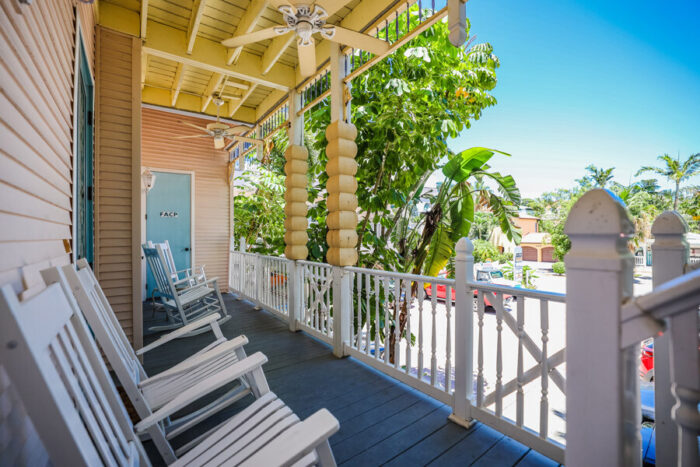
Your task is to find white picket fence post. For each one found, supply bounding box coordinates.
[332,266,351,358]
[287,261,303,332]
[650,211,689,467]
[564,189,639,467]
[450,238,475,427]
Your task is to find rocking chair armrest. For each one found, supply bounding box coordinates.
[172,276,194,286]
[240,409,340,467]
[135,351,269,433]
[138,335,249,385]
[174,268,193,276]
[135,313,222,355]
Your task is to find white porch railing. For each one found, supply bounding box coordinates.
[298,260,334,345]
[344,267,457,406]
[228,190,700,467]
[229,250,291,320]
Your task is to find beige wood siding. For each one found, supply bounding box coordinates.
[95,26,142,346]
[0,1,95,292]
[142,108,231,291]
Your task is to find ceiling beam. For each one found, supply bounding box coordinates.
[226,0,268,65]
[143,85,256,122]
[187,0,208,54]
[229,84,257,118]
[261,32,295,75]
[143,20,294,90]
[171,63,185,106]
[224,81,250,91]
[201,72,224,112]
[140,0,149,38]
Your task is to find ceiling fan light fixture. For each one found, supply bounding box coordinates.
[214,137,225,149]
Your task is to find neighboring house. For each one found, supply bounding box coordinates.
[490,213,556,262]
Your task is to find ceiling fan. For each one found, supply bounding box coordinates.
[175,96,261,149]
[221,1,389,77]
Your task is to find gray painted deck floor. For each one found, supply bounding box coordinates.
[141,293,560,466]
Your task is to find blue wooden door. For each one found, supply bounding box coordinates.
[146,171,192,297]
[75,38,94,265]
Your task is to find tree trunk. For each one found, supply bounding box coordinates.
[673,181,679,210]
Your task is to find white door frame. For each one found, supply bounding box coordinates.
[140,167,195,300]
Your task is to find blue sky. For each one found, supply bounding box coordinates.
[446,0,700,198]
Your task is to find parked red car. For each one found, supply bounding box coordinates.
[423,270,514,311]
[640,339,654,382]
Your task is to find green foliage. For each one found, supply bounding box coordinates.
[522,265,538,288]
[552,262,566,275]
[494,252,513,264]
[233,172,286,255]
[636,153,700,210]
[472,239,499,263]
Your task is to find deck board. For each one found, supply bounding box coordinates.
[140,293,557,466]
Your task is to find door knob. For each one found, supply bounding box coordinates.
[184,247,190,252]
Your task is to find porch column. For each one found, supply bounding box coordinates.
[284,90,307,332]
[326,43,358,267]
[327,43,355,357]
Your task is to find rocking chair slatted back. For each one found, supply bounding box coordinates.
[0,280,148,467]
[143,245,177,301]
[146,240,178,279]
[43,261,145,387]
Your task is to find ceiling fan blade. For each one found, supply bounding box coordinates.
[180,121,210,132]
[232,136,265,145]
[297,38,317,78]
[223,126,251,136]
[314,0,352,17]
[174,134,212,139]
[222,27,282,48]
[330,26,390,56]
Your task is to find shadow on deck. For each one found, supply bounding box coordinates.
[142,293,560,466]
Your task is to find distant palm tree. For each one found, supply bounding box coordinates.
[636,153,700,210]
[585,164,615,188]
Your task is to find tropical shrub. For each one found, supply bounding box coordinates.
[552,262,565,275]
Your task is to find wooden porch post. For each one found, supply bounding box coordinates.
[327,42,356,357]
[650,211,690,467]
[284,90,307,331]
[564,189,638,467]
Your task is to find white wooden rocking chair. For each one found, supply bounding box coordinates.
[41,260,261,461]
[143,243,230,334]
[146,240,206,287]
[0,280,340,466]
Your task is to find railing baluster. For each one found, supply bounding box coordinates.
[430,282,437,386]
[393,277,401,370]
[495,292,504,417]
[516,296,525,427]
[477,289,485,407]
[374,275,380,359]
[383,276,390,364]
[404,278,411,375]
[417,282,424,382]
[445,284,452,392]
[540,299,549,439]
[356,271,363,348]
[365,273,371,354]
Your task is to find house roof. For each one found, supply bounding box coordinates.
[521,232,550,244]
